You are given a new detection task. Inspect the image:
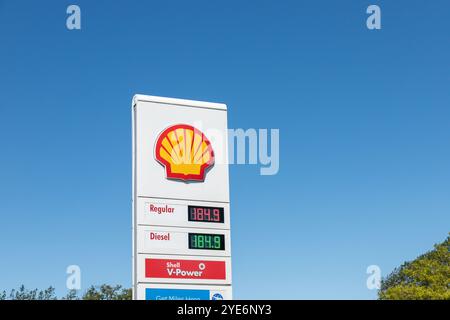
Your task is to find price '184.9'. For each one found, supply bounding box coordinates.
[188,205,224,223]
[188,233,225,250]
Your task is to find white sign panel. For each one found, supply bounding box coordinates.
[133,95,229,202]
[137,226,231,256]
[137,198,231,229]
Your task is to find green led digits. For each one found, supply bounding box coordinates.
[188,233,225,250]
[213,235,221,249]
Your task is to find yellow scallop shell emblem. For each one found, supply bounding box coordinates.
[155,124,215,182]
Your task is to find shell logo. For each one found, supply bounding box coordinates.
[155,124,215,182]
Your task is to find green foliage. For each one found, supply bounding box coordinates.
[0,284,131,300]
[81,284,131,300]
[7,285,57,300]
[62,289,80,300]
[379,234,450,300]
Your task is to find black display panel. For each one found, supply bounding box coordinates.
[188,205,224,223]
[188,233,225,250]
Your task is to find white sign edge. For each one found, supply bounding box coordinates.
[133,94,227,111]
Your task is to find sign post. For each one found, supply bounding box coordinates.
[132,95,232,300]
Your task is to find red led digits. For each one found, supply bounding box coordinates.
[213,209,220,222]
[188,206,224,223]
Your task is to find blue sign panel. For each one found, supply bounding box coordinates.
[146,288,211,300]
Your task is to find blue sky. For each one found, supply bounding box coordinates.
[0,0,449,299]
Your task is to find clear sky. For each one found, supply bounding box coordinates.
[0,1,449,299]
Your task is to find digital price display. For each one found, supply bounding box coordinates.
[188,205,224,223]
[188,233,225,250]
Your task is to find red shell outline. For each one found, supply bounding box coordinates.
[154,124,215,182]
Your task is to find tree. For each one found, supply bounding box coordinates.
[0,284,131,300]
[81,284,131,300]
[7,285,57,300]
[379,234,450,300]
[62,289,80,300]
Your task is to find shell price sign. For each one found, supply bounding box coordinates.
[132,95,232,300]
